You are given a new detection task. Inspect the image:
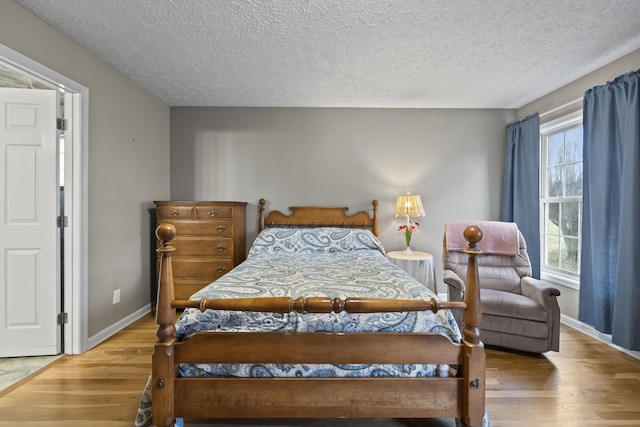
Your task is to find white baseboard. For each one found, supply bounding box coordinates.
[86,304,152,351]
[561,314,640,360]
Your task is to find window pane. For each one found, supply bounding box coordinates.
[547,133,564,166]
[546,235,560,268]
[565,163,582,197]
[546,203,559,233]
[564,126,583,163]
[547,166,563,197]
[560,236,579,273]
[561,202,580,236]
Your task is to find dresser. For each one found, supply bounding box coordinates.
[154,201,247,300]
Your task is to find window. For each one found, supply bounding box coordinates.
[540,111,583,289]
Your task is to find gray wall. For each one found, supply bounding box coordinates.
[170,107,516,293]
[1,1,171,341]
[518,48,640,321]
[9,0,633,344]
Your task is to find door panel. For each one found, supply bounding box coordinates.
[0,88,60,357]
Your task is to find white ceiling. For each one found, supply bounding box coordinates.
[13,0,640,108]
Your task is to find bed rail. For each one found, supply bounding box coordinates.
[172,295,467,314]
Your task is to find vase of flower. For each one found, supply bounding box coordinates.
[398,220,420,255]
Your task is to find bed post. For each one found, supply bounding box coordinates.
[460,225,486,427]
[258,198,266,232]
[152,224,178,427]
[371,199,379,236]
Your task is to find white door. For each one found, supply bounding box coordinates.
[0,88,60,357]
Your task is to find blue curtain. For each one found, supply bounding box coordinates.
[502,113,541,278]
[580,70,640,350]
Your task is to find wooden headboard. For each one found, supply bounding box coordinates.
[258,198,379,236]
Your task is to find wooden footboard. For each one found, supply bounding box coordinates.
[152,221,485,427]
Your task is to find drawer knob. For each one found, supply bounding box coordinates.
[171,211,180,216]
[216,267,226,273]
[216,225,226,232]
[208,210,218,217]
[216,245,227,252]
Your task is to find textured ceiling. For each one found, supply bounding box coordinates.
[12,0,640,108]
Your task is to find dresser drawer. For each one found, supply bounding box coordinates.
[157,205,194,219]
[164,220,233,236]
[173,236,232,257]
[172,258,233,280]
[172,280,214,301]
[194,206,232,219]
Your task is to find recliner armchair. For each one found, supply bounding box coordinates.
[443,221,561,353]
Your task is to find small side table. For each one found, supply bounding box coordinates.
[387,251,436,293]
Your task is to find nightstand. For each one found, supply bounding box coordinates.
[387,251,436,293]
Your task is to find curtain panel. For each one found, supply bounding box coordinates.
[502,113,541,279]
[580,70,640,351]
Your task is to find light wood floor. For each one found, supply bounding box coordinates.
[0,314,639,427]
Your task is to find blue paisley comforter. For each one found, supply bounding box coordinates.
[175,227,461,378]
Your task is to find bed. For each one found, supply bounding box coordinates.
[147,199,486,427]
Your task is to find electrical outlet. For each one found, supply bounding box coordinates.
[113,288,120,304]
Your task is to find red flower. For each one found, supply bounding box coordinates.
[398,220,420,247]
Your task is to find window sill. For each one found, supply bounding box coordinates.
[541,269,580,291]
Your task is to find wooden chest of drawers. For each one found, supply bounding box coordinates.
[154,201,247,300]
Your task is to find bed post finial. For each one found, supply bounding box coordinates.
[156,222,176,246]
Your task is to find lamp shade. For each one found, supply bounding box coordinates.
[394,194,425,218]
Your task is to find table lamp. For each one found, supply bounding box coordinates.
[394,194,425,255]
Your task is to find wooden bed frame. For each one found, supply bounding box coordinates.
[152,199,485,427]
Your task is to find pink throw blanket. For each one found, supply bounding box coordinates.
[444,221,519,256]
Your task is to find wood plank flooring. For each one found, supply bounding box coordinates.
[0,314,638,426]
[0,316,153,426]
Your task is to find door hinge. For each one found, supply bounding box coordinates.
[57,312,68,325]
[57,216,68,228]
[57,118,68,131]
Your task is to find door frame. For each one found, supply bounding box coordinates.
[0,43,88,354]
